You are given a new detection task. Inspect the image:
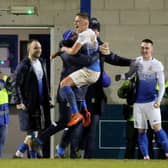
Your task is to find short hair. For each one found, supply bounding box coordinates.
[76,12,89,20]
[89,17,100,32]
[141,39,153,45]
[27,39,40,52]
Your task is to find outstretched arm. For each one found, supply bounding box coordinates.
[115,60,137,81]
[104,52,132,66]
[99,43,132,66]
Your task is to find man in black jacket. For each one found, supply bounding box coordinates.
[13,39,51,158]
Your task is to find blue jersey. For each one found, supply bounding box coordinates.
[133,56,164,103]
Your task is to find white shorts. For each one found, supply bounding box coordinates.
[69,67,100,88]
[133,101,161,129]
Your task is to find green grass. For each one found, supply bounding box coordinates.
[0,159,168,168]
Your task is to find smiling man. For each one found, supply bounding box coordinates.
[116,39,168,160]
[13,39,51,158]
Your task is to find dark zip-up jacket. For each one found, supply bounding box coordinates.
[12,57,51,130]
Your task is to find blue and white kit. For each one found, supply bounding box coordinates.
[122,56,165,129]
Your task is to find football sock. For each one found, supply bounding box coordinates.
[29,150,37,158]
[18,143,28,153]
[60,86,78,114]
[138,132,149,158]
[155,128,168,155]
[56,145,65,156]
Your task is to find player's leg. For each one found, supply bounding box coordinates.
[55,128,71,158]
[31,102,70,149]
[134,103,149,160]
[60,70,89,127]
[81,100,91,127]
[0,125,7,158]
[84,114,100,158]
[148,103,168,159]
[70,122,83,158]
[13,138,28,158]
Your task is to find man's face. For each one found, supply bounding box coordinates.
[140,42,153,60]
[29,41,42,59]
[74,16,88,33]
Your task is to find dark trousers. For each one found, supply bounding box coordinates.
[59,122,83,158]
[125,121,139,159]
[58,114,100,158]
[39,101,70,142]
[82,114,100,158]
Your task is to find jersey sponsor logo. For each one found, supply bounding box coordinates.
[138,72,156,80]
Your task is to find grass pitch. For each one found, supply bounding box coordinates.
[1,159,168,168]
